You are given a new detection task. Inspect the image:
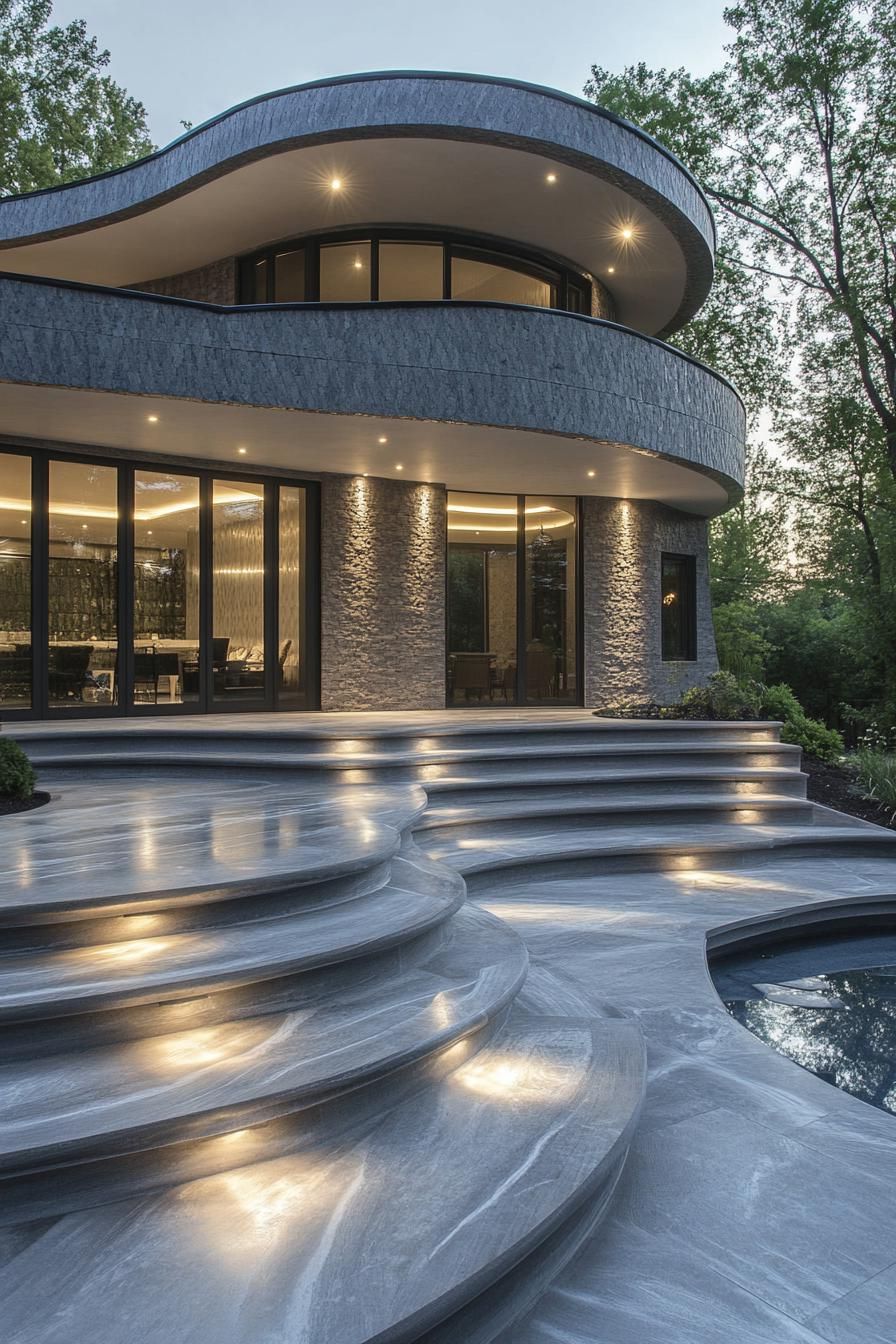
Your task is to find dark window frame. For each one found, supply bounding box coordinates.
[661,552,698,662]
[238,227,593,313]
[0,444,320,719]
[445,492,582,708]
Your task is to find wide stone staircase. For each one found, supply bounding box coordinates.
[1,713,891,1343]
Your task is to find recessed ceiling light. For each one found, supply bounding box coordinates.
[608,266,615,274]
[330,177,342,191]
[587,470,596,478]
[620,227,633,240]
[395,464,404,471]
[81,523,88,530]
[147,529,153,535]
[545,172,557,184]
[353,258,364,270]
[19,519,26,525]
[378,436,388,444]
[237,447,247,455]
[362,472,369,477]
[147,414,159,423]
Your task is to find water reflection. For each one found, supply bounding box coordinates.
[718,942,896,1115]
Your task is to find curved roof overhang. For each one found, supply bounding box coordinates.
[0,72,715,338]
[0,275,743,516]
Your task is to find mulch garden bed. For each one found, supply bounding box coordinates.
[0,790,51,818]
[802,757,896,832]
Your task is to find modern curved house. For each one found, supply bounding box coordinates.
[0,71,744,718]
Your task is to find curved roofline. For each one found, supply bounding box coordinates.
[0,69,715,245]
[0,267,743,415]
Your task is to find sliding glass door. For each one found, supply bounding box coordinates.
[446,492,579,706]
[0,447,317,717]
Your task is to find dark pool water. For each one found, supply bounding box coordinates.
[713,931,896,1116]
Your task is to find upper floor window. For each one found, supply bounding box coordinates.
[239,230,593,314]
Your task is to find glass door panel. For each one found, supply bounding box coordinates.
[212,479,266,705]
[524,496,577,703]
[133,470,200,708]
[0,452,32,709]
[447,492,517,705]
[278,485,305,705]
[48,460,118,708]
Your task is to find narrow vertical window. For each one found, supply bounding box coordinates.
[661,553,697,661]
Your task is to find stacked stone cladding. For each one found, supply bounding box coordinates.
[128,258,237,304]
[582,496,718,707]
[320,474,446,711]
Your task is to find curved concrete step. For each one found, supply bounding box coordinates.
[0,904,527,1176]
[424,765,809,802]
[19,737,800,772]
[7,715,786,761]
[0,1012,645,1344]
[0,774,427,930]
[417,793,814,838]
[0,849,465,1028]
[425,818,895,877]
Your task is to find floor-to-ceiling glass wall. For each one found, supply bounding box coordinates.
[447,492,518,704]
[133,470,200,707]
[48,460,118,708]
[0,451,33,710]
[212,479,266,706]
[0,447,315,717]
[446,492,578,706]
[524,497,577,703]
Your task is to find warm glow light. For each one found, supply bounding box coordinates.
[608,266,616,274]
[621,227,633,240]
[456,1053,582,1100]
[353,258,364,270]
[545,172,557,184]
[395,464,403,471]
[448,504,555,517]
[448,519,569,533]
[378,436,388,444]
[237,447,248,455]
[587,470,596,478]
[330,177,342,190]
[147,415,159,423]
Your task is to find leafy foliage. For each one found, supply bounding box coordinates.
[0,737,35,798]
[760,682,845,761]
[851,727,896,816]
[587,0,896,477]
[0,0,153,195]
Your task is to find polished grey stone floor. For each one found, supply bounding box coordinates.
[2,713,895,1342]
[479,853,896,1344]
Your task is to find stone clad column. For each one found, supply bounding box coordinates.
[581,496,718,708]
[320,474,446,711]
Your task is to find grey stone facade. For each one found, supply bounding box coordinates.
[0,74,714,333]
[320,475,446,711]
[0,277,744,500]
[581,496,717,707]
[128,257,236,304]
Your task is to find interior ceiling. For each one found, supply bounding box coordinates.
[0,139,688,335]
[0,384,731,516]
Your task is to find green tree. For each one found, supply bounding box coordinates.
[0,0,153,196]
[586,0,896,481]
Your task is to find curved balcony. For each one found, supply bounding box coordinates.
[0,72,714,337]
[0,274,744,514]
